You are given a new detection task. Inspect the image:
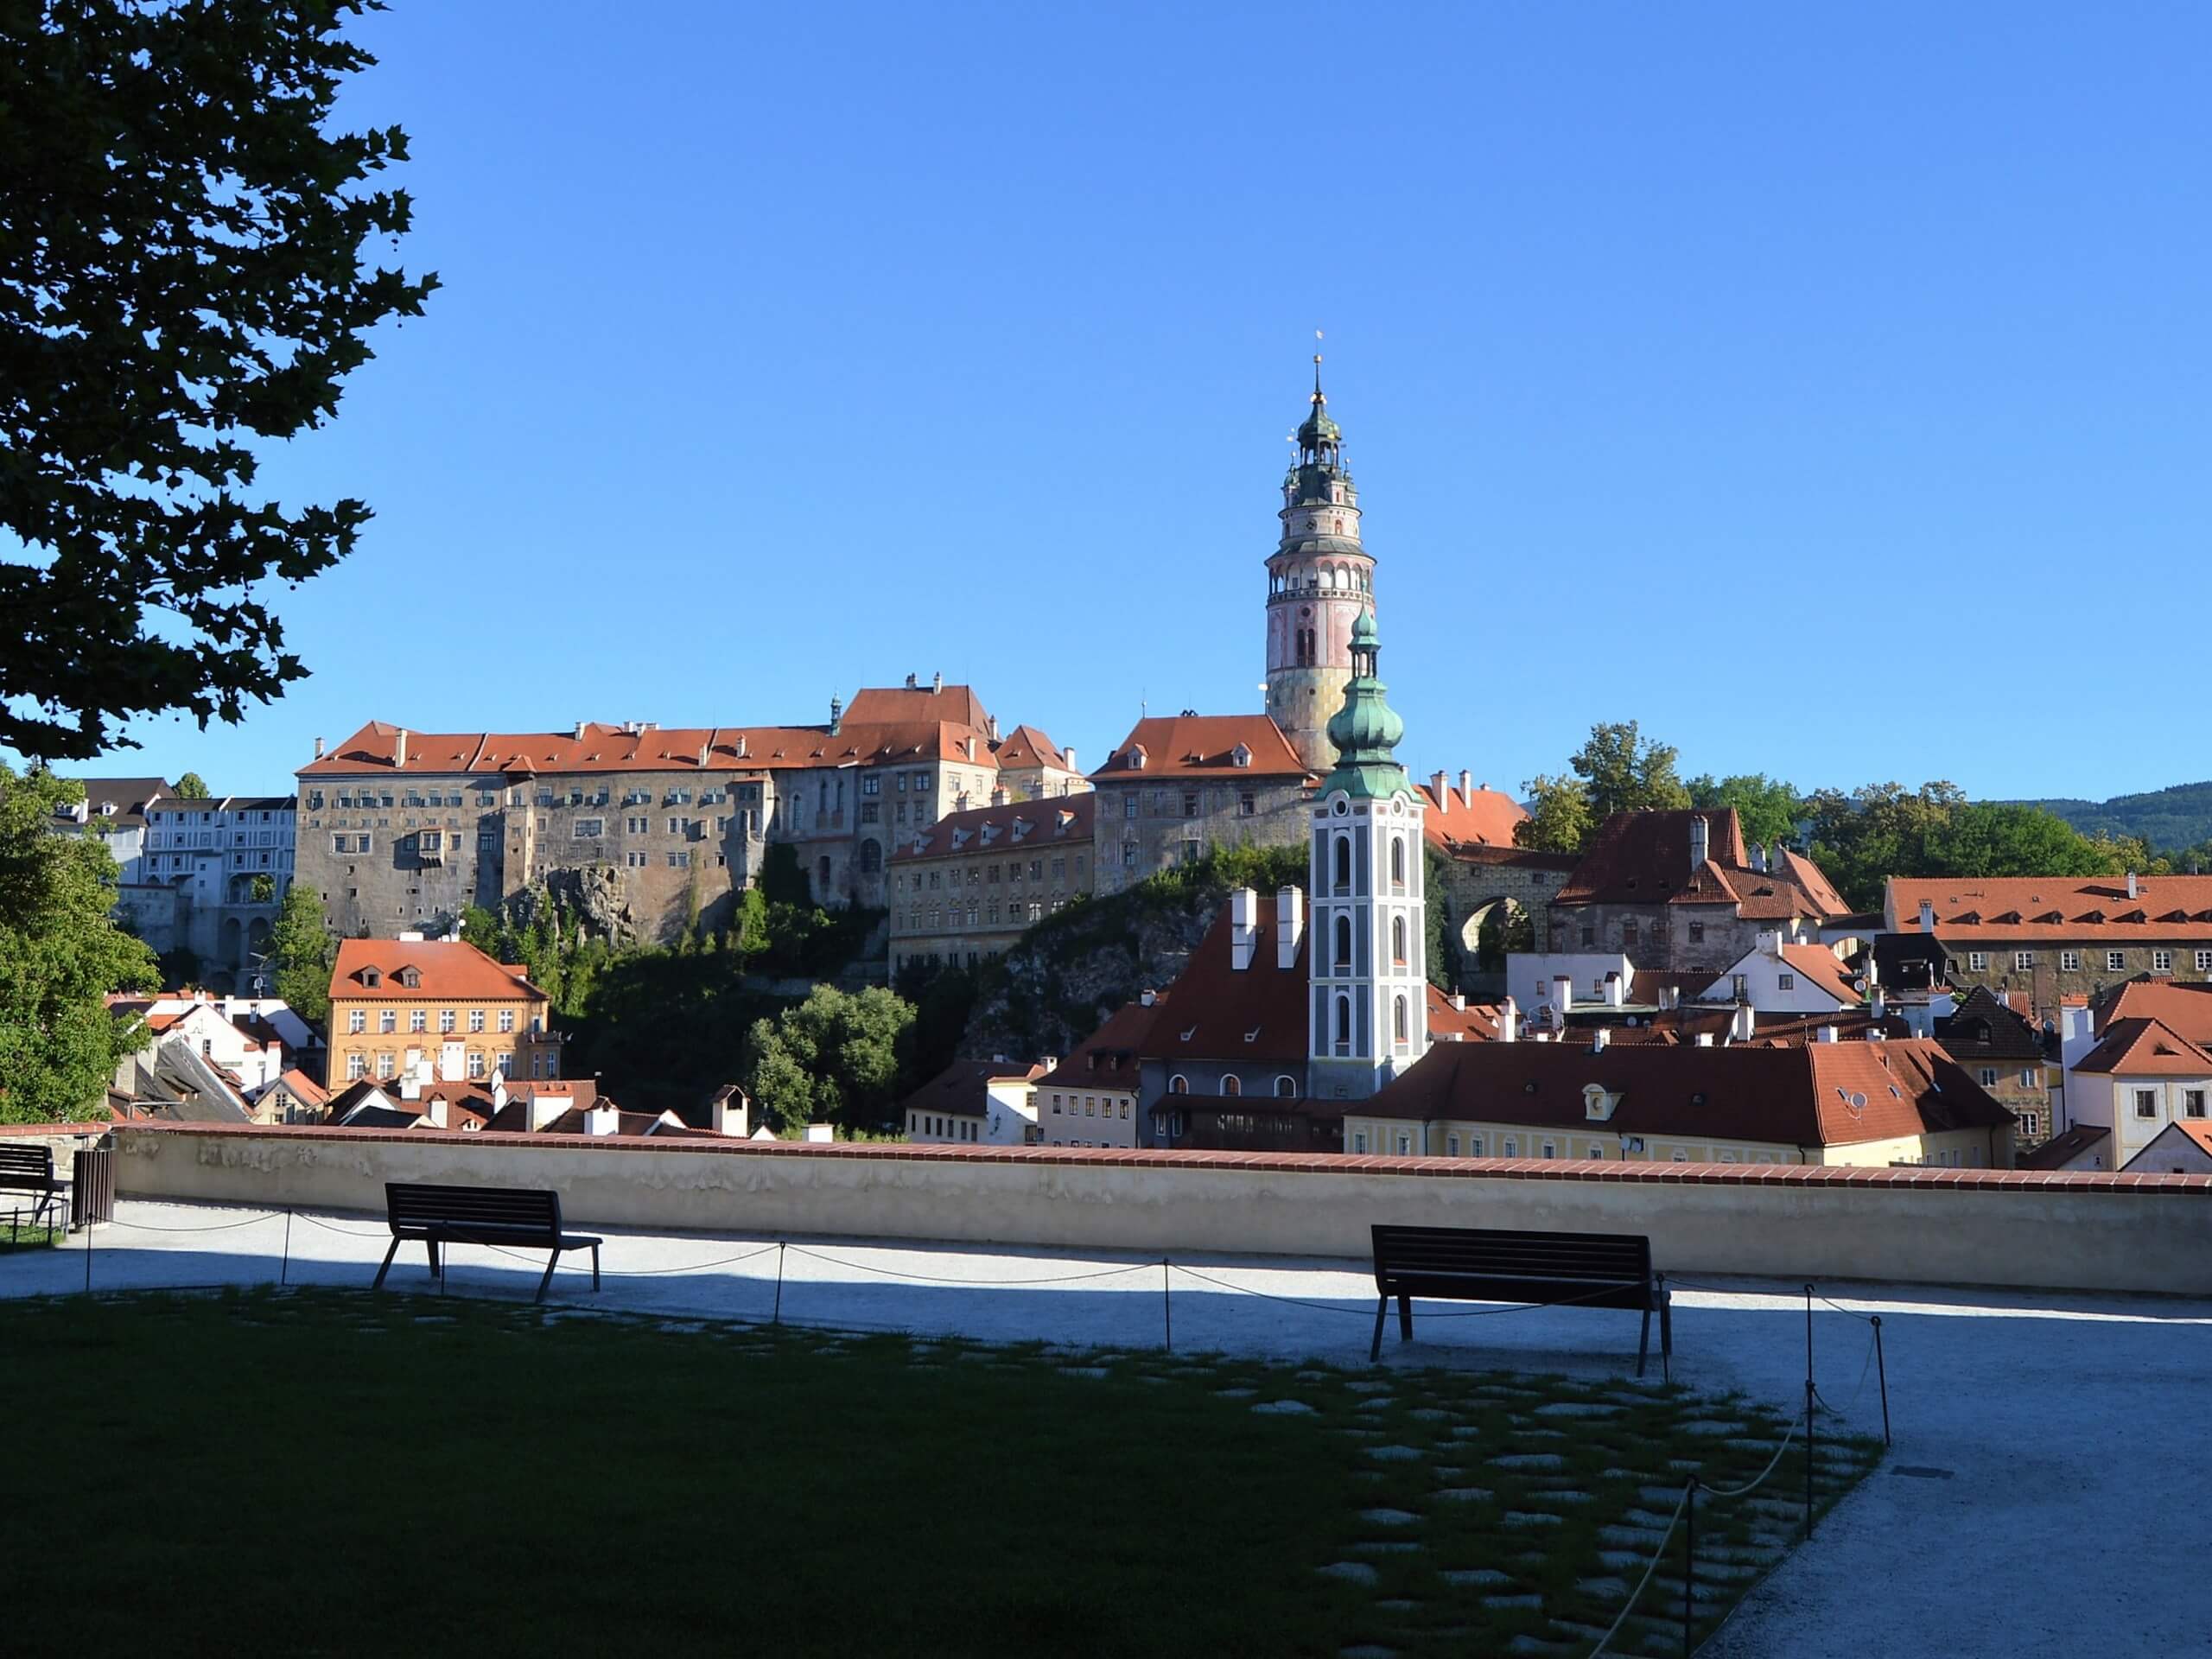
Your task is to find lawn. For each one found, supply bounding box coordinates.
[1,1288,1880,1656]
[0,1218,62,1252]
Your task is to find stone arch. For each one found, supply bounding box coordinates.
[1457,894,1535,975]
[856,838,883,874]
[219,915,244,969]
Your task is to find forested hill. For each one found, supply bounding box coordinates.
[2015,782,2212,858]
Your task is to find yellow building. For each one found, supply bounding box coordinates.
[327,938,559,1089]
[1347,1033,2016,1168]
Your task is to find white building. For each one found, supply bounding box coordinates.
[54,776,169,883]
[900,1058,1050,1145]
[1698,931,1862,1016]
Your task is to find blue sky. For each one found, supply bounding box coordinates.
[58,2,2212,800]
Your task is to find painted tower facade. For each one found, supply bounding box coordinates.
[1306,610,1428,1102]
[1264,359,1376,774]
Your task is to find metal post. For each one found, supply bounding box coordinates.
[1162,1258,1173,1354]
[281,1205,293,1287]
[1681,1476,1697,1657]
[84,1217,93,1295]
[772,1241,786,1326]
[1804,1381,1816,1540]
[1804,1282,1815,1391]
[1872,1315,1891,1446]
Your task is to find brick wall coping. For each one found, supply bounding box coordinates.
[0,1122,109,1136]
[104,1121,2212,1195]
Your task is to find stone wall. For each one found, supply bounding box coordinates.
[108,1123,2212,1296]
[1432,848,1576,967]
[1091,779,1308,898]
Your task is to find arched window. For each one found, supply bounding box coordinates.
[857,839,882,874]
[1393,995,1409,1045]
[1220,1076,1241,1097]
[1389,836,1406,890]
[1333,913,1352,973]
[1332,836,1352,894]
[1333,994,1352,1056]
[1391,916,1408,966]
[1274,1075,1297,1098]
[1168,1075,1188,1096]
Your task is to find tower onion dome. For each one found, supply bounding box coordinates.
[1297,354,1342,448]
[1320,608,1409,799]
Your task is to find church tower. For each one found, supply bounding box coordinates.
[1265,356,1376,774]
[1306,609,1428,1102]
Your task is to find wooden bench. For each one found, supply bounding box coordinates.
[0,1145,66,1231]
[373,1183,603,1304]
[1370,1224,1671,1377]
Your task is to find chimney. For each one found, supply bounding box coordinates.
[1817,1025,1840,1044]
[425,1095,448,1129]
[1603,973,1624,1008]
[1452,991,1465,1011]
[964,735,977,761]
[1695,1032,1714,1046]
[1140,988,1157,1007]
[906,672,918,690]
[1063,746,1076,773]
[573,720,587,740]
[1872,984,1886,1019]
[829,696,843,735]
[398,1068,422,1102]
[2126,870,2139,900]
[1553,974,1573,1024]
[1762,930,1784,958]
[1497,995,1518,1044]
[1431,771,1447,807]
[1276,887,1306,969]
[1688,815,1708,872]
[1229,888,1259,971]
[1592,1027,1611,1052]
[1658,985,1679,1012]
[313,736,325,760]
[1731,1003,1755,1043]
[804,1123,836,1143]
[932,671,944,695]
[1459,769,1474,805]
[530,1090,565,1131]
[584,1102,620,1136]
[990,786,1007,808]
[712,1088,750,1138]
[1918,899,1936,933]
[1751,843,1768,873]
[393,727,409,769]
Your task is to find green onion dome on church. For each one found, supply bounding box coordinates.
[1319,608,1410,800]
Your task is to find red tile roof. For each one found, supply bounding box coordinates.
[842,683,992,730]
[1777,944,1860,1007]
[1090,715,1312,783]
[893,792,1096,863]
[2018,1123,2110,1170]
[1357,1036,2013,1148]
[1887,875,2212,941]
[1034,998,1166,1094]
[271,1068,329,1109]
[2094,979,2212,1044]
[992,723,1071,772]
[1138,896,1312,1063]
[897,1058,1051,1119]
[1554,810,1845,920]
[2069,1017,2212,1077]
[1416,779,1527,851]
[329,938,547,1005]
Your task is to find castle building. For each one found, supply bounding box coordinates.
[1265,358,1376,774]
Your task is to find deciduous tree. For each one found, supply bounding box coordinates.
[1687,772,1802,849]
[742,985,915,1134]
[265,883,336,1026]
[1569,721,1690,820]
[172,772,212,800]
[1513,773,1592,855]
[0,0,437,760]
[0,765,157,1122]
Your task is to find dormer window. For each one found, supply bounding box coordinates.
[1230,744,1252,769]
[1583,1084,1620,1122]
[398,967,422,989]
[359,968,383,988]
[1127,745,1147,771]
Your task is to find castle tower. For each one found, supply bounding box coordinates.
[1265,356,1376,773]
[1306,609,1428,1102]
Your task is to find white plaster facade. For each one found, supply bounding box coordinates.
[1307,790,1428,1102]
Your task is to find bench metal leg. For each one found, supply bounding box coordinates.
[1636,1306,1651,1378]
[591,1243,601,1292]
[535,1250,561,1304]
[373,1237,400,1292]
[1370,1293,1389,1363]
[1660,1292,1673,1384]
[1397,1293,1414,1344]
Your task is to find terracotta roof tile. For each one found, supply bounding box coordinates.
[1090,715,1311,783]
[1890,875,2212,941]
[329,938,547,1005]
[1416,778,1527,851]
[2070,1017,2212,1077]
[893,793,1095,863]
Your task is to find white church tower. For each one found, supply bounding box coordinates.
[1307,608,1428,1101]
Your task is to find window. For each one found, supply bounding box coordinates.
[2197,950,2212,973]
[2019,1069,2037,1089]
[1503,1137,1517,1158]
[1541,1140,1556,1159]
[2061,951,2081,972]
[1979,1067,1998,1087]
[1389,836,1406,890]
[346,1053,365,1080]
[1238,791,1255,817]
[1967,952,1987,971]
[668,851,690,868]
[1352,1130,1370,1154]
[378,1010,396,1034]
[1446,1134,1460,1157]
[1688,921,1704,944]
[439,1009,456,1034]
[375,1052,394,1079]
[1622,920,1638,947]
[347,1010,365,1034]
[2187,1090,2208,1119]
[2015,950,2034,971]
[1393,995,1409,1046]
[1120,1103,1128,1119]
[1221,1076,1241,1097]
[1274,1075,1297,1098]
[1332,836,1351,894]
[409,1009,427,1033]
[2017,1110,2041,1139]
[468,1009,485,1033]
[1468,1136,1484,1158]
[1391,915,1408,966]
[498,1010,515,1033]
[1333,913,1352,973]
[573,818,604,838]
[1181,791,1198,818]
[1168,1075,1188,1095]
[1333,994,1351,1057]
[1581,925,1596,947]
[2108,951,2126,972]
[1394,1132,1412,1156]
[2152,950,2173,974]
[2135,1089,2159,1119]
[1777,973,1796,991]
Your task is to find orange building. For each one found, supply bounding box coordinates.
[327,938,558,1088]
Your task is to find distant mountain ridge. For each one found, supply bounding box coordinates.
[2012,781,2212,855]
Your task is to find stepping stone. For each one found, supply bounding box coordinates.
[1484,1592,1546,1610]
[1678,1421,1743,1436]
[1502,1510,1564,1529]
[1668,1459,1700,1472]
[1575,1577,1630,1600]
[1352,1541,1426,1554]
[1253,1399,1315,1415]
[1408,1408,1452,1422]
[1520,1428,1568,1440]
[1318,1561,1379,1586]
[1640,1486,1690,1506]
[1622,1509,1679,1529]
[1215,1387,1256,1399]
[1440,1568,1511,1587]
[1357,1397,1395,1411]
[1365,1445,1423,1461]
[1059,1366,1109,1379]
[1435,1487,1492,1503]
[1491,1453,1565,1471]
[1375,1599,1422,1611]
[1448,1426,1486,1439]
[1359,1509,1421,1527]
[1506,1637,1568,1655]
[1599,1526,1669,1548]
[1529,1490,1592,1503]
[1535,1402,1620,1418]
[1348,1380,1393,1394]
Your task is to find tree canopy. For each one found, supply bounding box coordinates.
[265,883,336,1025]
[1687,772,1802,850]
[0,764,157,1121]
[743,985,916,1135]
[0,0,436,760]
[1570,721,1690,821]
[1513,773,1592,854]
[172,772,212,800]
